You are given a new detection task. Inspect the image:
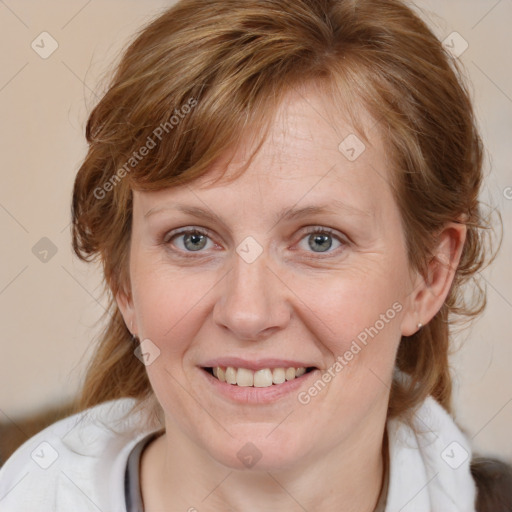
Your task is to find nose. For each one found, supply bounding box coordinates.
[212,249,291,341]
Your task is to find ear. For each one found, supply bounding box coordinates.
[400,221,467,336]
[116,284,138,337]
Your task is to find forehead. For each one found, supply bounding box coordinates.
[136,86,394,220]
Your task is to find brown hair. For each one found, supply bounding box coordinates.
[71,0,501,422]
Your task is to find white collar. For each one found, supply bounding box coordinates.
[385,395,476,511]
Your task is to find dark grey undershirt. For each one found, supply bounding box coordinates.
[125,433,160,512]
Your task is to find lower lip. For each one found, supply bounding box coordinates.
[198,367,320,404]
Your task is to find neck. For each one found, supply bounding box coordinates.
[141,421,387,512]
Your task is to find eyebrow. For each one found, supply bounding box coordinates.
[144,200,372,226]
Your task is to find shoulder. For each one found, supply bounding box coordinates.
[413,397,512,511]
[386,396,476,510]
[386,396,512,512]
[0,398,157,512]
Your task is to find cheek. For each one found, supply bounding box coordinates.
[292,271,406,418]
[130,264,216,429]
[299,276,404,411]
[299,264,405,350]
[131,262,217,355]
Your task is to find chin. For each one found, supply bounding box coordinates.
[206,429,308,472]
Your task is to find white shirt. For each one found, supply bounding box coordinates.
[0,396,477,511]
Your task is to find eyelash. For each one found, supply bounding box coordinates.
[162,226,348,258]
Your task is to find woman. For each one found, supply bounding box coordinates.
[0,0,507,510]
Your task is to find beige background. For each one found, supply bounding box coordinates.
[0,1,511,461]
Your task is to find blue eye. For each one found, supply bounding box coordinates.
[165,228,213,252]
[299,228,344,253]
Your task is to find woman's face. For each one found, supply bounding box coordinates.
[120,87,422,470]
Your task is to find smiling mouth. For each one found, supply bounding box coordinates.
[202,366,316,387]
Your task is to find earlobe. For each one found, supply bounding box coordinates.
[400,222,467,337]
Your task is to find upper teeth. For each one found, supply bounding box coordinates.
[212,366,307,387]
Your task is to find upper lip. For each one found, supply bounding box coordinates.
[200,357,317,371]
